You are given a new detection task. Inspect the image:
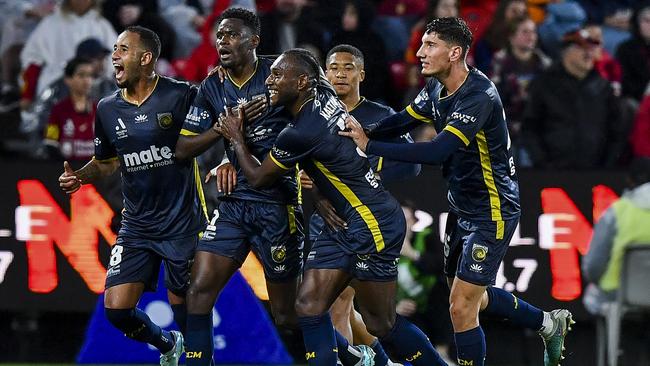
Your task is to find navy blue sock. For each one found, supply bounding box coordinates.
[454,326,486,366]
[380,315,447,365]
[104,308,174,353]
[186,313,214,366]
[484,287,543,330]
[298,313,337,366]
[334,330,362,365]
[171,303,188,335]
[370,339,390,366]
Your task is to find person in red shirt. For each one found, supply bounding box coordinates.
[43,57,96,160]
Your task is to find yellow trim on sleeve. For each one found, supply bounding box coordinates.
[269,152,292,170]
[93,156,118,163]
[180,129,199,136]
[313,160,385,252]
[444,125,470,146]
[405,105,433,123]
[476,130,503,238]
[193,159,209,220]
[376,157,384,172]
[287,205,297,234]
[45,124,60,140]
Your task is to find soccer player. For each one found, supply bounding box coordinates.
[319,44,420,366]
[217,48,448,366]
[173,9,305,366]
[340,17,573,366]
[58,26,206,366]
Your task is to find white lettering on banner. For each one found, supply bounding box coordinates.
[538,213,575,249]
[0,251,14,284]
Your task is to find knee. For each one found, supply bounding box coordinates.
[363,314,395,338]
[449,298,477,324]
[105,307,136,332]
[295,295,328,318]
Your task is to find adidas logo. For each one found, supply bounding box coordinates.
[355,262,369,271]
[469,263,483,273]
[135,114,148,123]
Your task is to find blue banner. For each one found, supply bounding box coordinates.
[77,270,293,364]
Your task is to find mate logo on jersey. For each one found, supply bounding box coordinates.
[123,144,174,172]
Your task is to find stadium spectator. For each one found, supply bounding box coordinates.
[489,15,550,167]
[522,28,629,169]
[616,2,650,101]
[0,1,55,112]
[173,16,220,83]
[536,1,586,58]
[102,0,176,64]
[630,83,650,157]
[20,38,115,154]
[328,0,393,105]
[257,0,325,58]
[473,0,528,72]
[582,157,650,316]
[41,57,96,161]
[585,23,623,96]
[160,1,206,59]
[373,0,428,61]
[19,0,116,109]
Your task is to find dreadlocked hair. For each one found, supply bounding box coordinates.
[282,48,336,96]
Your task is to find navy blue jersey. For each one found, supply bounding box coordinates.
[269,88,401,253]
[349,98,417,183]
[407,68,520,225]
[180,57,298,205]
[94,76,207,239]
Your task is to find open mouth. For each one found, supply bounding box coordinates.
[219,49,232,59]
[113,63,125,79]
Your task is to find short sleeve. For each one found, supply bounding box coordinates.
[443,91,493,146]
[269,127,313,170]
[180,85,216,136]
[406,79,436,124]
[94,108,117,161]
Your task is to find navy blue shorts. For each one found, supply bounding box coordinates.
[104,234,198,295]
[305,208,405,281]
[444,212,518,286]
[197,200,304,282]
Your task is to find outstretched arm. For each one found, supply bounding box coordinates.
[340,116,464,165]
[365,109,423,139]
[59,158,120,194]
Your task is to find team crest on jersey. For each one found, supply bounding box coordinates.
[471,243,488,262]
[271,245,287,263]
[157,112,173,129]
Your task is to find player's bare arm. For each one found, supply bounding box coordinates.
[218,106,286,188]
[58,158,119,194]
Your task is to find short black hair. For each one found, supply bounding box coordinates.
[425,17,473,56]
[218,7,261,35]
[125,26,161,61]
[326,44,365,67]
[64,57,92,77]
[282,48,337,95]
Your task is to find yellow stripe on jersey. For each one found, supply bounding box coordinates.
[443,125,470,146]
[269,152,292,170]
[295,166,303,205]
[194,158,209,220]
[406,105,433,123]
[476,130,504,239]
[287,205,297,234]
[180,129,199,136]
[376,157,384,172]
[313,160,385,252]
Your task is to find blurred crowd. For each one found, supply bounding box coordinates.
[1,1,649,363]
[0,0,649,169]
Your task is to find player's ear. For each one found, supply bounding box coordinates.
[297,74,309,91]
[250,34,260,49]
[359,69,365,82]
[140,51,153,66]
[449,45,462,62]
